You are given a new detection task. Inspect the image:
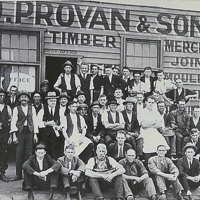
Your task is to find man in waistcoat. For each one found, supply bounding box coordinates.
[54,61,81,100]
[61,101,93,163]
[31,90,43,115]
[85,143,125,200]
[6,85,19,110]
[37,92,62,160]
[78,64,92,104]
[189,105,200,131]
[102,100,125,146]
[10,91,38,181]
[0,88,12,182]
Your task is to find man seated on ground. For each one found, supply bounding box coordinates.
[122,97,143,159]
[102,100,125,146]
[85,143,125,200]
[177,143,200,200]
[148,145,184,200]
[57,144,85,200]
[169,99,190,157]
[108,130,132,162]
[119,149,158,200]
[183,129,200,160]
[157,101,176,160]
[22,142,61,200]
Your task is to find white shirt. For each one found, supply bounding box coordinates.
[108,74,113,83]
[92,114,98,129]
[154,79,176,94]
[187,158,193,169]
[126,111,132,122]
[136,103,144,116]
[117,144,124,158]
[159,112,165,129]
[48,106,55,116]
[116,98,125,112]
[129,81,145,93]
[10,105,38,133]
[36,158,43,171]
[192,117,199,126]
[54,73,81,90]
[143,77,151,93]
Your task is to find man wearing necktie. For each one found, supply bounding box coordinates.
[6,85,19,110]
[57,144,85,200]
[177,143,200,200]
[148,145,184,200]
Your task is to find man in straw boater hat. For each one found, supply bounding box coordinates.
[54,60,81,100]
[102,100,125,146]
[22,142,61,200]
[0,88,12,182]
[37,91,63,160]
[177,143,200,200]
[85,143,125,200]
[10,91,39,181]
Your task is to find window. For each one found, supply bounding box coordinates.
[126,39,160,70]
[0,30,40,92]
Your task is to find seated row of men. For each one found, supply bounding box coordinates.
[23,142,200,200]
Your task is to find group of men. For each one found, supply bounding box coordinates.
[0,61,200,200]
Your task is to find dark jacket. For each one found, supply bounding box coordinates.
[140,76,156,94]
[189,117,200,131]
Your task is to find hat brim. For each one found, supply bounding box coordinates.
[45,96,59,99]
[59,95,71,100]
[183,145,197,153]
[18,93,30,99]
[107,102,119,106]
[62,63,74,68]
[123,101,135,105]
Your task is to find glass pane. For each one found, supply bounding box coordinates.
[20,35,28,49]
[135,43,142,56]
[11,49,19,61]
[19,50,28,62]
[127,43,134,56]
[150,58,158,68]
[135,57,142,68]
[18,66,35,92]
[28,50,36,62]
[126,57,134,68]
[143,44,150,57]
[143,58,150,67]
[1,49,10,60]
[11,35,19,48]
[2,34,10,48]
[150,44,157,57]
[29,36,37,49]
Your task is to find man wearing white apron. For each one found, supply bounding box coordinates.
[61,101,93,163]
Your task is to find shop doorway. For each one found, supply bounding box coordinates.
[45,57,77,89]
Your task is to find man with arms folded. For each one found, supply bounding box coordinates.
[119,149,158,200]
[85,143,125,200]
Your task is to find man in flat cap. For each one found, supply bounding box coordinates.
[10,91,39,181]
[54,61,81,100]
[85,143,125,200]
[102,100,125,146]
[0,88,12,182]
[22,142,61,200]
[177,143,200,200]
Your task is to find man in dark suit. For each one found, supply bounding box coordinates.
[86,101,104,147]
[22,143,61,200]
[121,97,143,158]
[177,143,200,200]
[78,64,92,104]
[189,106,200,131]
[90,64,104,102]
[183,129,200,159]
[108,130,132,161]
[102,64,127,101]
[6,85,19,110]
[140,66,156,99]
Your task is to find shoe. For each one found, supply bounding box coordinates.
[126,195,135,200]
[158,194,167,200]
[76,191,82,200]
[47,188,54,200]
[27,190,34,200]
[176,193,184,200]
[150,194,157,200]
[64,192,70,200]
[0,173,9,182]
[11,175,22,181]
[188,195,194,200]
[170,156,177,161]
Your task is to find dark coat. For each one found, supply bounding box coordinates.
[177,156,200,178]
[108,142,132,161]
[5,95,19,110]
[189,117,200,131]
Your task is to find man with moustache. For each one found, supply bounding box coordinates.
[10,91,38,181]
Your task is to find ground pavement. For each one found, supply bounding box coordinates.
[0,163,200,200]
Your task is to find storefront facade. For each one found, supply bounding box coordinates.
[0,1,200,95]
